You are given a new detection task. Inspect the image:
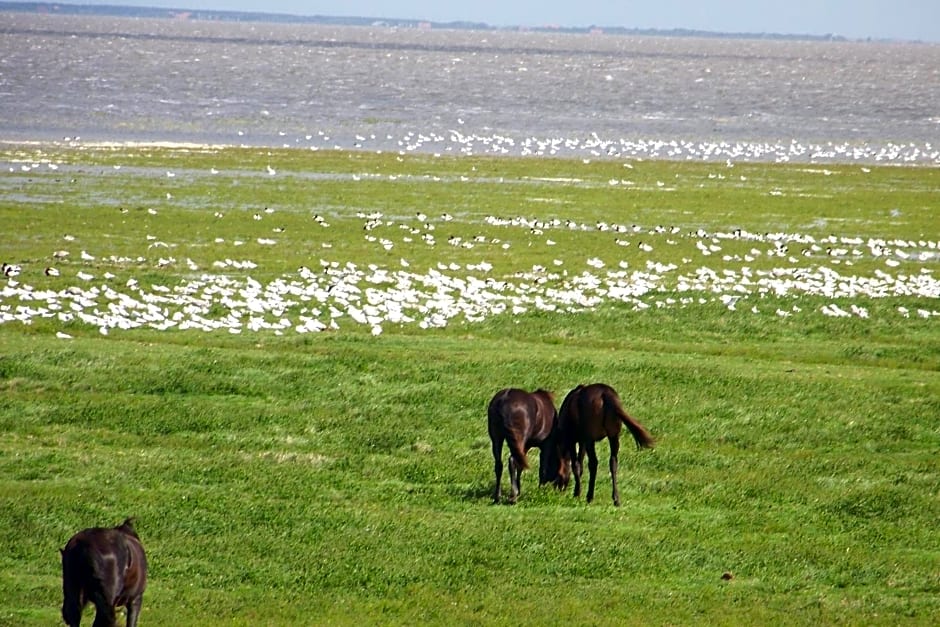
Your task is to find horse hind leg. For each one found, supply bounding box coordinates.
[572,444,585,498]
[609,436,621,506]
[585,442,599,504]
[491,439,504,504]
[126,595,143,627]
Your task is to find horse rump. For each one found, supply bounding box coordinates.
[61,517,147,627]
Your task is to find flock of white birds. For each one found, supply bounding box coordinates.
[2,146,939,338]
[3,212,939,339]
[287,130,939,165]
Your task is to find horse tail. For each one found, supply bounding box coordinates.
[118,517,139,538]
[603,388,655,449]
[61,539,93,587]
[60,544,87,626]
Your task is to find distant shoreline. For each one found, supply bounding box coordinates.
[0,1,911,43]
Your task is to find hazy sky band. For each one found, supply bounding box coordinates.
[28,1,940,42]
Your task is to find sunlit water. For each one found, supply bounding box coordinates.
[1,13,939,163]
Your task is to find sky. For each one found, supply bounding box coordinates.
[38,1,940,42]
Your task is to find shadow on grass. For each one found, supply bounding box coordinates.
[453,483,493,503]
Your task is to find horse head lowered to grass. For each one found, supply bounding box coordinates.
[556,383,655,506]
[61,517,148,627]
[487,388,564,504]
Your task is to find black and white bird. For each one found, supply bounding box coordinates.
[2,262,21,277]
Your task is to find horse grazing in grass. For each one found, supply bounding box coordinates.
[61,517,148,627]
[558,383,655,506]
[488,388,562,504]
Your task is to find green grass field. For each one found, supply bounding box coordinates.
[1,144,938,625]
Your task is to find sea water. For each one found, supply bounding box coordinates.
[1,13,938,163]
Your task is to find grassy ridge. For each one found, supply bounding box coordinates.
[1,145,938,625]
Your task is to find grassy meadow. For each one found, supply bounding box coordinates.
[1,143,938,625]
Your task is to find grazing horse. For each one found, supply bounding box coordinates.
[61,517,148,627]
[558,383,655,506]
[487,388,561,504]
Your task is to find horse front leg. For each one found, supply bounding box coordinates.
[609,436,621,506]
[508,456,521,504]
[572,444,585,498]
[585,442,599,504]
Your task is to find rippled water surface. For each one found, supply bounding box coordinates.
[1,14,939,162]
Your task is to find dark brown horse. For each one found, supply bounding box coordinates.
[61,517,148,627]
[488,388,562,503]
[558,383,655,506]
